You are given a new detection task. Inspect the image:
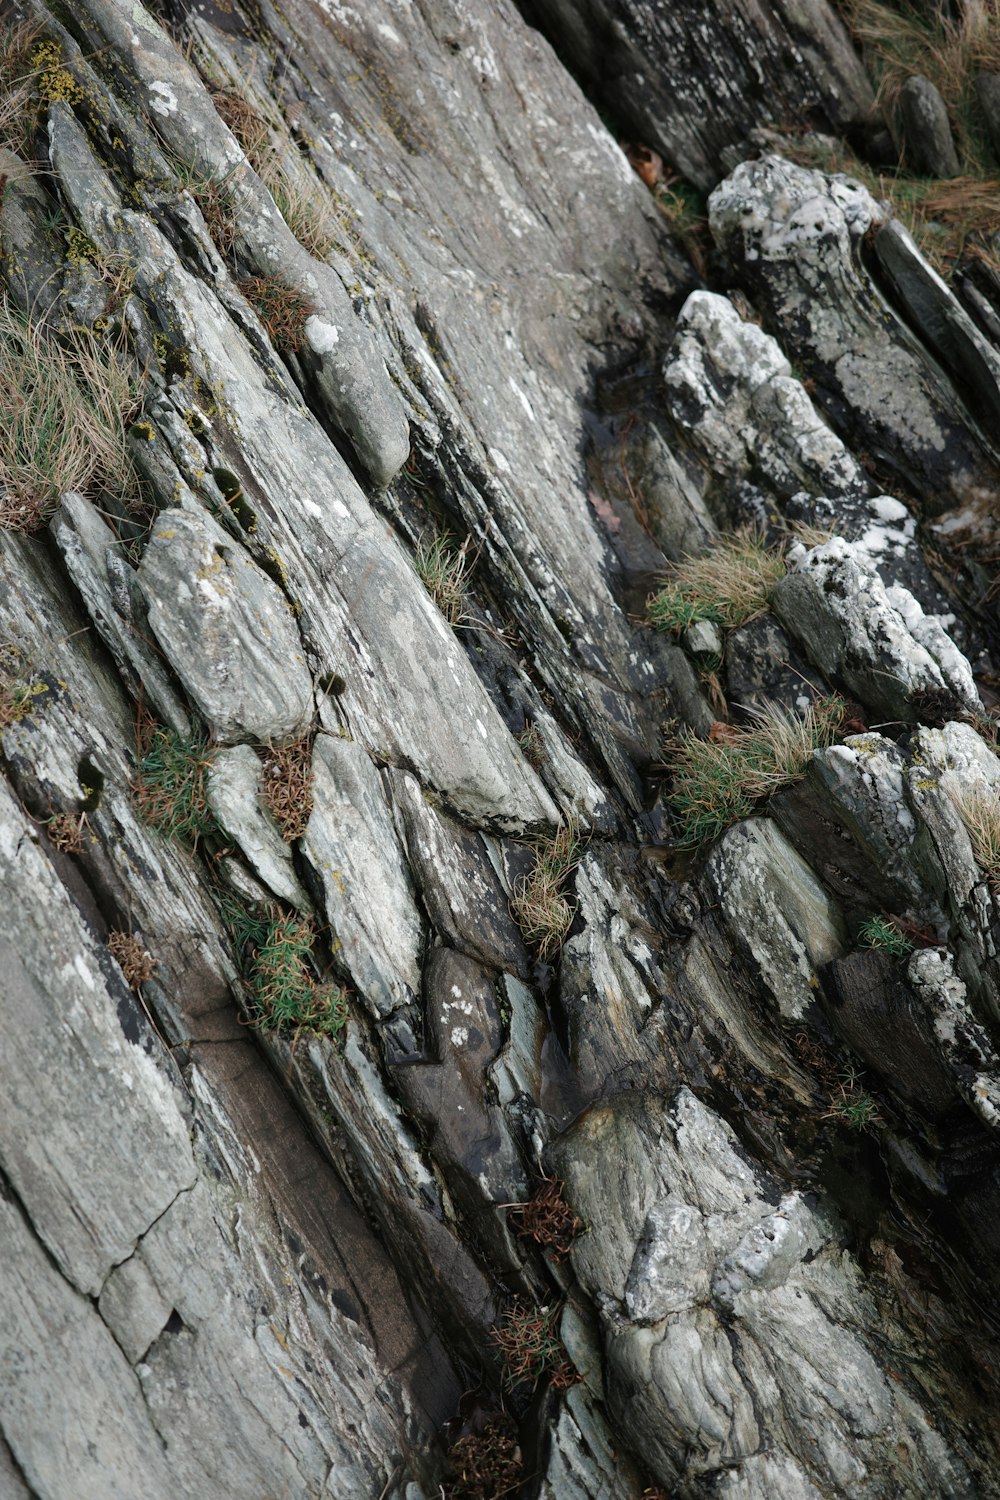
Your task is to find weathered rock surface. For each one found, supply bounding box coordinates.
[520,0,874,189]
[6,0,1000,1495]
[898,74,961,178]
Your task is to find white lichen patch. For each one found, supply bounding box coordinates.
[148,81,178,118]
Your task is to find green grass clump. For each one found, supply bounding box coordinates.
[858,915,914,956]
[0,295,141,532]
[510,818,582,959]
[490,1303,578,1391]
[647,528,786,635]
[414,529,473,627]
[221,898,349,1039]
[666,696,845,847]
[823,1067,880,1133]
[132,727,217,845]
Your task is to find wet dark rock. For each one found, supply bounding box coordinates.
[975,73,1000,161]
[898,75,961,178]
[725,614,821,715]
[820,950,957,1117]
[519,0,873,190]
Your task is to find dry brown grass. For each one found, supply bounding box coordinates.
[0,22,40,158]
[46,811,87,853]
[647,527,787,634]
[107,930,157,990]
[261,737,314,842]
[954,786,1000,887]
[211,86,350,259]
[510,818,582,959]
[0,295,141,532]
[847,0,1000,174]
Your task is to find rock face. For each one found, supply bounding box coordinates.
[520,0,874,188]
[5,1,1000,1497]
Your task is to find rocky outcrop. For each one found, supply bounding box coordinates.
[5,1,1000,1497]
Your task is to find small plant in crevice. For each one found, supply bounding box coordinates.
[510,817,582,960]
[238,275,315,352]
[953,786,1000,892]
[858,914,914,957]
[664,695,845,848]
[0,645,47,730]
[517,718,545,770]
[171,157,240,256]
[414,528,474,627]
[107,930,157,991]
[46,810,88,854]
[507,1176,582,1261]
[823,1067,881,1134]
[260,736,314,842]
[442,1413,525,1500]
[221,898,349,1040]
[490,1302,579,1392]
[646,527,786,635]
[132,724,217,846]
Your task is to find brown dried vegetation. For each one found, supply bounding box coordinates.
[507,1177,582,1261]
[239,276,315,352]
[443,1414,525,1500]
[107,930,157,990]
[260,736,314,842]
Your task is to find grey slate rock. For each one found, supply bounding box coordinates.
[138,508,314,745]
[899,74,961,177]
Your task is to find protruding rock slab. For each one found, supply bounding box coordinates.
[706,816,845,1020]
[303,734,422,1019]
[0,779,196,1297]
[138,508,313,745]
[206,744,311,910]
[899,74,961,178]
[773,537,980,722]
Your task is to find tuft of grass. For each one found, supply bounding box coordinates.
[858,914,914,956]
[846,0,1000,177]
[665,696,845,847]
[517,719,546,770]
[260,736,314,842]
[239,276,315,352]
[107,930,157,990]
[221,898,349,1039]
[510,818,582,959]
[171,158,241,256]
[823,1066,880,1133]
[212,86,351,259]
[132,726,217,846]
[647,527,786,635]
[0,21,40,157]
[0,297,142,532]
[953,786,1000,889]
[443,1413,524,1500]
[490,1303,578,1392]
[414,529,473,627]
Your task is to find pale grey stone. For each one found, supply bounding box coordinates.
[706,817,845,1020]
[773,537,980,721]
[51,492,191,737]
[206,744,311,911]
[0,780,196,1296]
[303,735,422,1020]
[139,508,314,745]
